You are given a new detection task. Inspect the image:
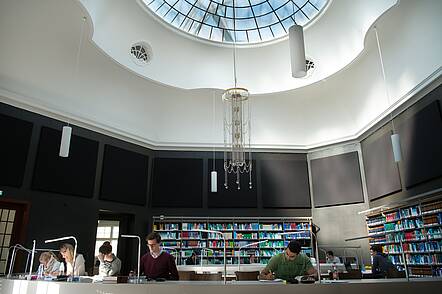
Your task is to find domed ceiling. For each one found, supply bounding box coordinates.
[0,0,440,150]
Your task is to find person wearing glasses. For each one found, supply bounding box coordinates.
[259,240,316,281]
[140,232,179,280]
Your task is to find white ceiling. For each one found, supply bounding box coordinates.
[80,0,397,94]
[0,0,441,150]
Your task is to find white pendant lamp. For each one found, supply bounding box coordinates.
[211,91,217,193]
[211,171,217,193]
[374,27,402,162]
[289,24,306,78]
[59,125,72,157]
[391,133,402,162]
[59,17,86,158]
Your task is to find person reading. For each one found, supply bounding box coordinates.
[259,240,317,281]
[97,241,121,276]
[140,232,179,280]
[326,251,341,264]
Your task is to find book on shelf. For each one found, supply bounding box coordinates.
[365,198,442,277]
[153,216,313,265]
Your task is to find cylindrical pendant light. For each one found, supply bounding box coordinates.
[211,171,217,193]
[59,126,72,157]
[391,133,402,162]
[211,90,217,193]
[289,24,306,78]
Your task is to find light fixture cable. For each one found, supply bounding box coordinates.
[374,26,402,162]
[59,17,86,157]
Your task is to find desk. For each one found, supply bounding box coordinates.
[1,278,442,294]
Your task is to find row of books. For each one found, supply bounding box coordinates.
[409,266,442,277]
[234,223,259,230]
[208,223,233,230]
[154,223,179,230]
[182,223,206,230]
[423,213,442,225]
[233,232,258,239]
[385,230,426,242]
[182,240,207,248]
[390,253,442,265]
[155,222,311,231]
[421,201,442,214]
[283,222,311,230]
[367,215,385,226]
[384,219,424,231]
[158,231,179,239]
[384,206,421,222]
[260,224,283,231]
[368,225,384,234]
[385,240,442,253]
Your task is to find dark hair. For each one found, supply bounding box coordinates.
[370,244,382,253]
[327,250,334,256]
[146,232,161,243]
[287,240,301,254]
[99,242,112,255]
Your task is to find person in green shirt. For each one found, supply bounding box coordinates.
[259,240,317,281]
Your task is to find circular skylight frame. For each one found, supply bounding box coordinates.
[141,0,329,45]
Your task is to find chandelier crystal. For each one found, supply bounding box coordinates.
[222,87,252,190]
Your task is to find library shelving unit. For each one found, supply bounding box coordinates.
[366,198,442,277]
[152,216,313,265]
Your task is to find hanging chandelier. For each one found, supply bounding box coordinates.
[222,1,252,190]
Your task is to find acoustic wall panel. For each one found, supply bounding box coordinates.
[362,130,402,201]
[32,127,98,197]
[151,158,203,208]
[398,100,442,188]
[311,152,364,207]
[100,145,149,206]
[0,114,33,187]
[261,159,311,208]
[207,159,257,208]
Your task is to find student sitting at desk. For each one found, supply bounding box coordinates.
[39,252,60,276]
[259,240,317,281]
[140,232,179,280]
[370,244,395,278]
[326,251,341,264]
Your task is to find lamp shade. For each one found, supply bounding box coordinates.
[289,24,306,78]
[391,133,402,162]
[59,126,72,157]
[211,171,217,193]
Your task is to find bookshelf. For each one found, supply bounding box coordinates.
[366,198,442,277]
[152,216,313,265]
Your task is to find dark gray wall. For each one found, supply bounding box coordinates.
[0,101,312,274]
[361,125,402,201]
[311,152,364,207]
[361,83,442,207]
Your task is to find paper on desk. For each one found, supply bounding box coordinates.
[259,279,283,282]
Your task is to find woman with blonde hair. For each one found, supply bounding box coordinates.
[39,251,60,276]
[60,243,86,276]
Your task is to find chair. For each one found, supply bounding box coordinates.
[178,271,196,280]
[192,272,222,281]
[235,271,259,281]
[338,269,362,279]
[386,268,406,278]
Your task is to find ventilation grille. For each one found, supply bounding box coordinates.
[130,42,152,66]
[304,58,315,78]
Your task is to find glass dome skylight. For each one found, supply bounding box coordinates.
[142,0,328,44]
